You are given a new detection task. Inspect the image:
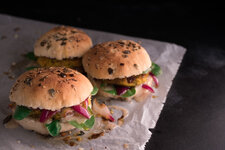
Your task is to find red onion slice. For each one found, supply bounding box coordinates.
[149,72,159,87]
[40,110,57,122]
[72,105,90,119]
[115,86,130,95]
[142,84,155,93]
[109,115,115,122]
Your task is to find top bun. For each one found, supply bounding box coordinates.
[82,40,151,79]
[9,67,93,111]
[34,26,93,60]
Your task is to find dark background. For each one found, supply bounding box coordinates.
[1,2,225,150]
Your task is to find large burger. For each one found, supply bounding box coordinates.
[82,40,162,100]
[9,67,96,136]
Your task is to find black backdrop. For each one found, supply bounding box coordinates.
[1,2,225,150]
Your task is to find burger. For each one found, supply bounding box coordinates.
[9,67,97,136]
[82,40,162,100]
[33,26,92,72]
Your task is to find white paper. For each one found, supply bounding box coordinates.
[0,14,186,150]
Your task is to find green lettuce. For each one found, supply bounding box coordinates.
[25,66,38,71]
[25,52,37,61]
[13,106,31,120]
[45,120,61,137]
[150,62,162,76]
[101,83,117,95]
[69,115,95,130]
[91,87,99,96]
[121,87,136,98]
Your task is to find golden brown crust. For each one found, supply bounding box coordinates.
[36,57,82,68]
[9,67,93,110]
[103,73,149,86]
[34,26,93,60]
[82,40,151,79]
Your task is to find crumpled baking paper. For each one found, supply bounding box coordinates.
[0,14,186,150]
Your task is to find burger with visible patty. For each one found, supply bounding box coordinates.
[82,40,162,100]
[34,26,92,72]
[9,67,98,136]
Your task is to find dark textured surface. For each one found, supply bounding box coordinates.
[1,2,225,150]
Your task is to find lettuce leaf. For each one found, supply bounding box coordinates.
[25,66,38,71]
[69,115,95,130]
[84,115,95,128]
[104,89,117,95]
[45,120,61,137]
[121,87,136,98]
[13,106,31,120]
[101,83,117,95]
[151,63,162,76]
[25,52,37,61]
[91,87,99,96]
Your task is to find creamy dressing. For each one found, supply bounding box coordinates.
[134,76,153,102]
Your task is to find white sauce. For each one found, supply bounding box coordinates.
[134,76,153,102]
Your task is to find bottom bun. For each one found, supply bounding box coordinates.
[15,117,75,135]
[89,75,153,101]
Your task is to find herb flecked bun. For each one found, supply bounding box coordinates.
[9,67,93,111]
[82,40,152,79]
[34,26,93,60]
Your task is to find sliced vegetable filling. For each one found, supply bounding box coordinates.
[101,84,136,98]
[11,96,95,136]
[100,62,162,97]
[40,110,58,122]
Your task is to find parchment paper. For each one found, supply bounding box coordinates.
[0,14,186,150]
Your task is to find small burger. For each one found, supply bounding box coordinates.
[82,40,162,100]
[9,67,97,136]
[34,26,92,72]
